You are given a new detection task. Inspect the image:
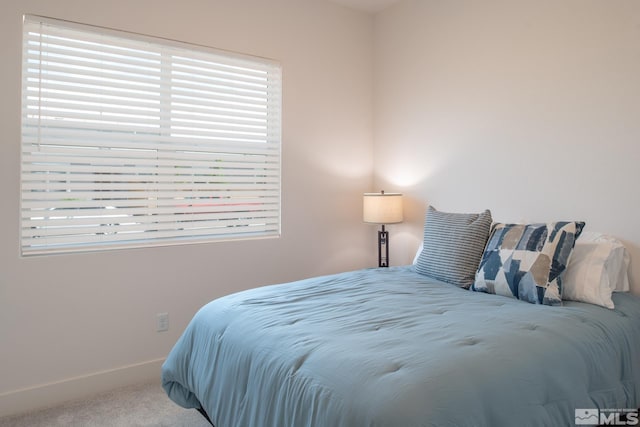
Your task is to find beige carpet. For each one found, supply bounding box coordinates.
[0,381,211,427]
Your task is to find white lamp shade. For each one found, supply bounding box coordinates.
[363,192,403,224]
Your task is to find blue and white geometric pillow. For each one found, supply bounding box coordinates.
[472,221,585,305]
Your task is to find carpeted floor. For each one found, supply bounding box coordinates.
[0,381,211,427]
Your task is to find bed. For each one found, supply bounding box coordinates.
[161,265,640,426]
[162,208,640,426]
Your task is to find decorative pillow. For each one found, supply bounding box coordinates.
[473,221,585,305]
[562,232,631,309]
[412,242,424,265]
[415,206,492,288]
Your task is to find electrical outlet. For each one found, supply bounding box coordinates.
[157,312,169,332]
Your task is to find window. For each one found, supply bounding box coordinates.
[21,15,282,255]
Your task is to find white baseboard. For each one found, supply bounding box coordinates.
[0,358,165,418]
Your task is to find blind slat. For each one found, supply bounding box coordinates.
[22,178,280,191]
[24,47,161,74]
[22,221,279,247]
[22,132,279,154]
[22,153,278,169]
[25,30,163,62]
[25,77,271,110]
[22,196,279,209]
[21,189,280,202]
[22,202,278,217]
[23,210,280,230]
[21,163,279,176]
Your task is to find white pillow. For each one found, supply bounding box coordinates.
[412,242,423,265]
[562,232,630,309]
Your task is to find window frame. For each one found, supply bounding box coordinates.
[20,15,282,256]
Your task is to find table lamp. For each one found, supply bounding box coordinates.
[363,191,403,267]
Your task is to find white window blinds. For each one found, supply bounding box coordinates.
[21,16,282,255]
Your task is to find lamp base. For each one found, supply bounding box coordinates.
[378,224,389,268]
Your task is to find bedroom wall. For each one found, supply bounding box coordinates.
[373,0,640,294]
[0,0,374,416]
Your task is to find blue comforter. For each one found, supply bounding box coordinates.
[162,267,640,426]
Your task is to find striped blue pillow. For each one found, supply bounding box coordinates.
[416,206,493,288]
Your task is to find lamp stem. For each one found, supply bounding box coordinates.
[378,224,389,268]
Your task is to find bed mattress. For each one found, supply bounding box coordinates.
[162,266,640,426]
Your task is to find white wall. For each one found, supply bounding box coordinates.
[0,0,374,416]
[374,0,640,294]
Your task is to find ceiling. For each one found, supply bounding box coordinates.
[326,0,402,14]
